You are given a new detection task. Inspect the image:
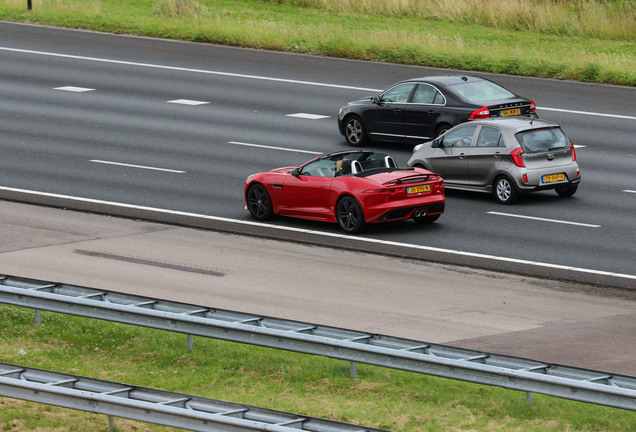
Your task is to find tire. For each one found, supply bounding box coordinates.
[413,213,440,224]
[246,183,274,220]
[336,196,366,233]
[493,176,519,204]
[344,115,368,147]
[555,184,578,197]
[435,124,452,137]
[412,163,430,170]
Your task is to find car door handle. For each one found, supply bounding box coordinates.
[459,153,466,159]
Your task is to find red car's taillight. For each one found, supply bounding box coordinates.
[529,100,536,114]
[510,148,526,167]
[469,106,490,119]
[570,141,577,161]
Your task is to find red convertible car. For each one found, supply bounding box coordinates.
[244,150,445,233]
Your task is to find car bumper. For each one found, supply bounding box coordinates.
[514,167,581,193]
[361,193,446,223]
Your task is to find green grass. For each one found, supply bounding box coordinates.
[1,305,634,431]
[0,0,634,85]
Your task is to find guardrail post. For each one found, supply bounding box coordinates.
[350,361,357,379]
[526,391,533,406]
[108,415,115,431]
[187,334,193,351]
[34,309,40,326]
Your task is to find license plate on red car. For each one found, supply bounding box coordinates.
[542,173,565,183]
[501,108,521,116]
[407,185,430,194]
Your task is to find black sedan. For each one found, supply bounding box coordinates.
[338,75,535,146]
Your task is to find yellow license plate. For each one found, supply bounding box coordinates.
[407,185,430,194]
[543,173,565,183]
[501,108,521,116]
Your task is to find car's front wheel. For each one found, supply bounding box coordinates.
[246,183,274,220]
[493,176,518,204]
[336,196,366,233]
[344,115,368,147]
[555,184,578,197]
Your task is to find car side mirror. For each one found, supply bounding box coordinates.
[373,95,381,104]
[432,139,442,148]
[291,168,300,176]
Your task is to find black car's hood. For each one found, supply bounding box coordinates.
[345,96,375,106]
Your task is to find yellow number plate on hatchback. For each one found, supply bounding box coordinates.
[407,185,431,194]
[543,173,565,183]
[501,108,521,116]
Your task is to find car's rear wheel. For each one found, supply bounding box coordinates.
[494,176,518,204]
[435,124,452,137]
[246,183,274,220]
[555,184,578,197]
[336,196,365,233]
[344,115,368,147]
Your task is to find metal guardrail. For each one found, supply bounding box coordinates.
[0,362,385,432]
[1,274,635,411]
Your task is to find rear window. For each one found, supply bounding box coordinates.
[448,80,516,103]
[515,127,568,154]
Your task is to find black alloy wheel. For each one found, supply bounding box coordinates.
[246,183,274,220]
[435,124,452,137]
[336,196,365,233]
[344,115,368,147]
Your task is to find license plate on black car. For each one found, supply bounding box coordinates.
[501,108,521,116]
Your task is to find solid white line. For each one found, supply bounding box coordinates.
[487,211,600,228]
[3,46,633,122]
[0,186,633,281]
[90,160,185,173]
[0,47,377,92]
[228,141,321,155]
[539,107,636,121]
[623,190,636,194]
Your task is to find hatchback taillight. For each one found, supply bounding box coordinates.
[510,148,525,167]
[529,100,536,114]
[570,141,577,161]
[469,106,491,119]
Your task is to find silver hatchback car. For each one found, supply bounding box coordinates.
[407,116,581,204]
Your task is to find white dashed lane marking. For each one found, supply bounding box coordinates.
[90,160,185,173]
[54,86,94,92]
[286,113,330,120]
[488,211,601,228]
[167,99,209,106]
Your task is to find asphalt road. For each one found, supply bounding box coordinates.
[2,200,635,377]
[0,22,635,290]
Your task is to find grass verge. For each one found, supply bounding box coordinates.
[1,304,635,431]
[0,0,634,86]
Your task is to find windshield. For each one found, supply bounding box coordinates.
[300,152,395,177]
[515,127,568,153]
[449,80,516,103]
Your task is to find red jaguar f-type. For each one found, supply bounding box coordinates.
[244,150,445,233]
